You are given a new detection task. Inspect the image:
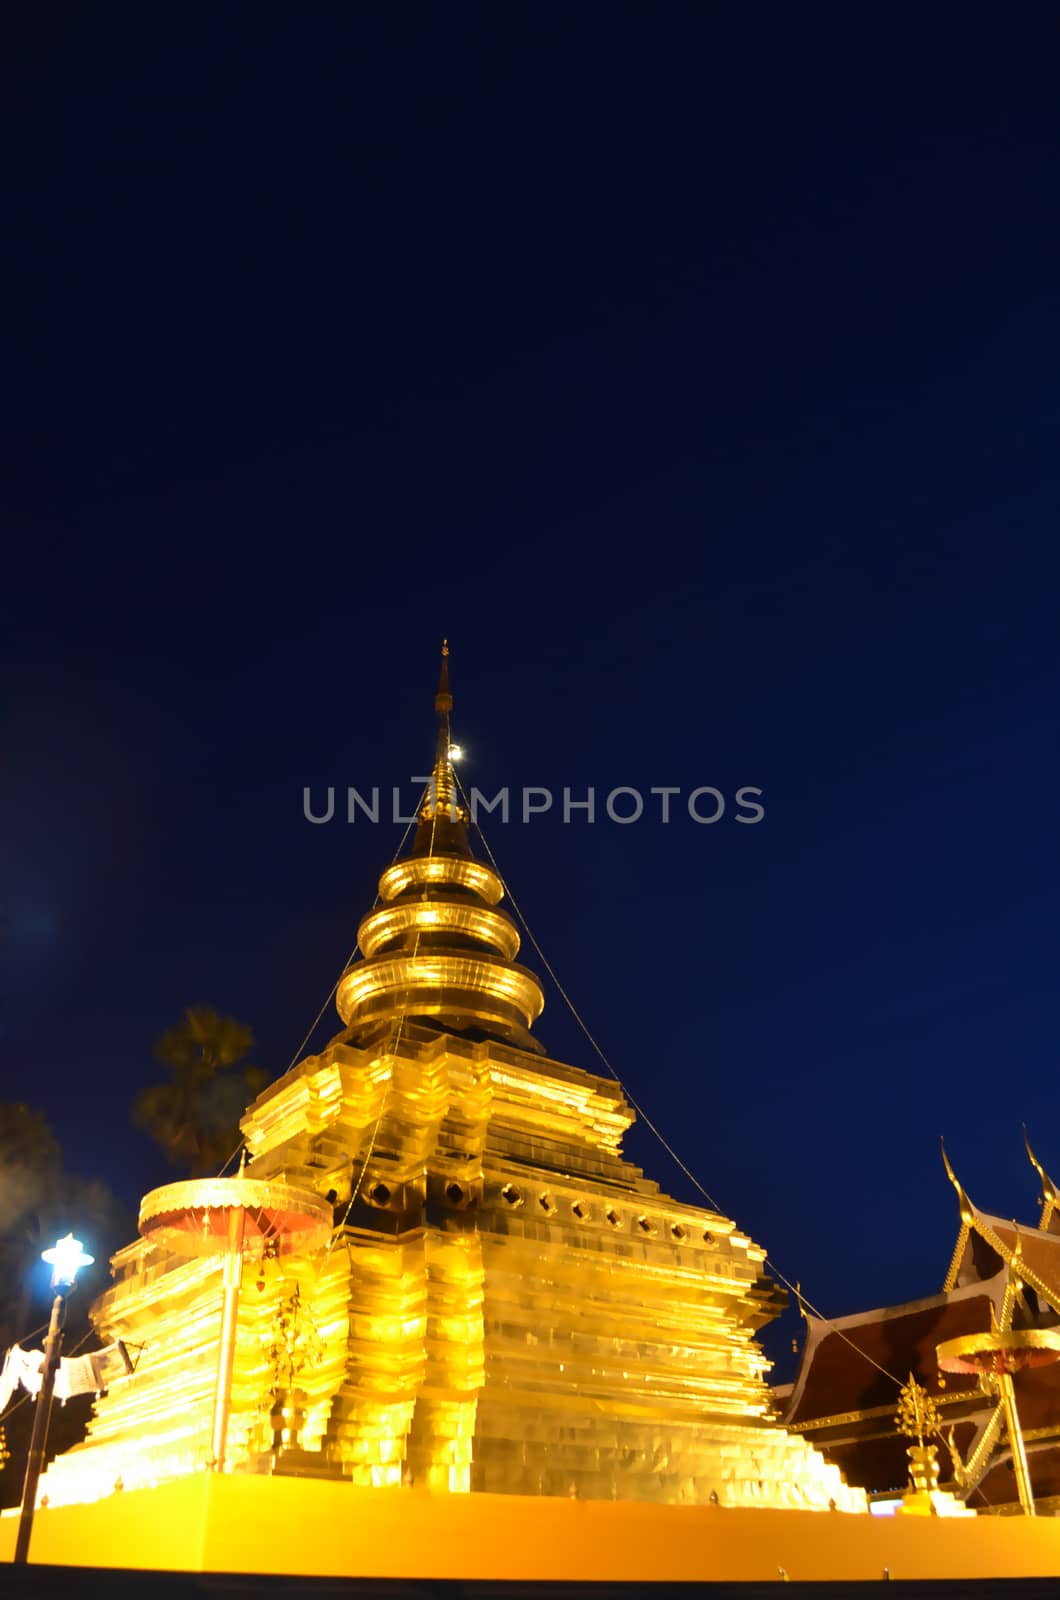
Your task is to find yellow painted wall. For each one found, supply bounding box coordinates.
[4,1477,1060,1582]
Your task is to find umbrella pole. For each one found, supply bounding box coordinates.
[996,1369,1035,1516]
[209,1206,246,1472]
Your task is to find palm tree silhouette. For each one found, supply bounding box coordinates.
[133,1007,266,1176]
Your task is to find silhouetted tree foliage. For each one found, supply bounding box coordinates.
[133,1006,266,1177]
[0,1103,130,1508]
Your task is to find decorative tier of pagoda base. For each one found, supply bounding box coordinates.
[38,1020,867,1516]
[3,1475,1060,1582]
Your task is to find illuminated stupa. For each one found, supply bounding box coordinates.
[41,648,862,1513]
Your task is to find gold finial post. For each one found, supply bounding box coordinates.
[894,1375,958,1513]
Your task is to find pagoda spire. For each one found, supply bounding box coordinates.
[412,640,468,856]
[334,642,546,1052]
[423,639,463,825]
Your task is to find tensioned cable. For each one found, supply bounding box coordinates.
[328,772,444,1251]
[456,770,913,1396]
[214,810,422,1181]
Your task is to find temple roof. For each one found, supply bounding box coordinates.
[786,1139,1060,1434]
[947,1210,1060,1311]
[782,1277,995,1431]
[941,1139,1060,1315]
[777,1137,1060,1507]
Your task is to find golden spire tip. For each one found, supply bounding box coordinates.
[435,640,453,715]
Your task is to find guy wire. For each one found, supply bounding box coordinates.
[214,811,420,1180]
[457,771,911,1395]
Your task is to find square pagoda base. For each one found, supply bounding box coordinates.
[4,1477,1060,1582]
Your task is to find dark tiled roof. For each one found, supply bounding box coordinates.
[785,1284,996,1427]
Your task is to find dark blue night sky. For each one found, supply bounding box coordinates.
[5,4,1060,1375]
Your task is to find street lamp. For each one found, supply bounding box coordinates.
[13,1233,94,1564]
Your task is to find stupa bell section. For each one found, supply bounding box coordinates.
[39,649,863,1514]
[336,853,545,1056]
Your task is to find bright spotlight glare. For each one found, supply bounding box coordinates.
[449,744,465,762]
[42,1233,94,1288]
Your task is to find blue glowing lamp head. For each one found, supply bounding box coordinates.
[41,1233,94,1290]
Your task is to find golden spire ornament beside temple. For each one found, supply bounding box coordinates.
[892,1375,972,1518]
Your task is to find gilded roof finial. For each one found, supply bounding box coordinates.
[1023,1126,1059,1231]
[941,1139,977,1228]
[419,639,466,829]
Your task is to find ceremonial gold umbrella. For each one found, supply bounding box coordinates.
[937,1327,1060,1516]
[139,1173,332,1472]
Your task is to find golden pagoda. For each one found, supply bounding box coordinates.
[39,646,862,1516]
[18,653,1060,1579]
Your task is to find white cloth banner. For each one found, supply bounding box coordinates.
[0,1345,44,1410]
[0,1341,134,1408]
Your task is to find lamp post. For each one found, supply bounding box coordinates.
[13,1233,94,1565]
